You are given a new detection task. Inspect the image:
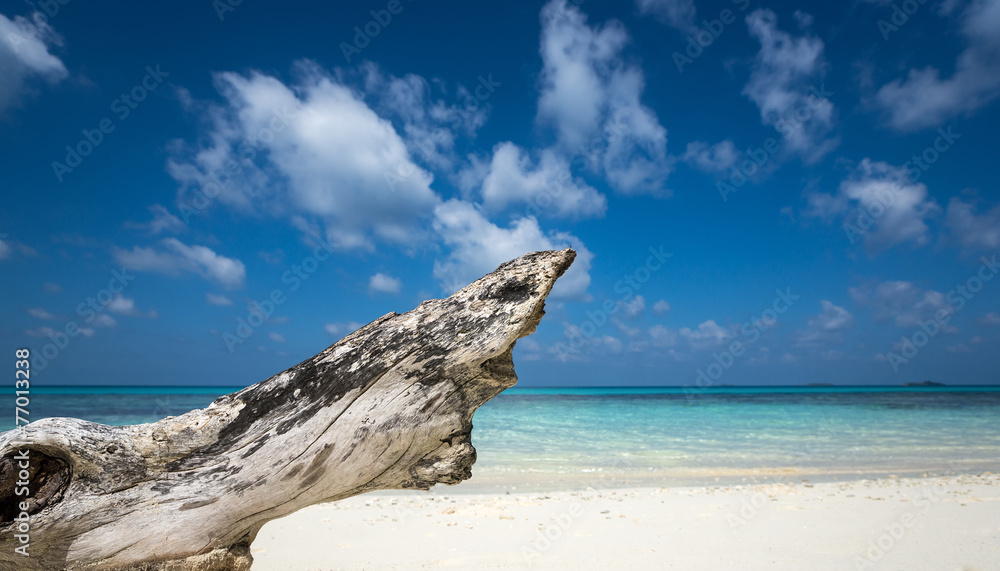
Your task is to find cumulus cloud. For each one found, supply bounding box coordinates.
[369,272,402,294]
[166,61,440,251]
[537,0,672,194]
[682,140,739,173]
[27,325,94,338]
[874,0,1000,130]
[679,319,731,350]
[943,197,1000,251]
[618,295,646,319]
[803,159,939,252]
[325,321,364,337]
[114,238,246,289]
[432,199,593,300]
[648,324,678,347]
[477,142,606,219]
[979,312,1000,325]
[106,295,156,318]
[361,63,490,175]
[743,9,837,162]
[796,300,853,345]
[125,204,186,235]
[26,307,58,320]
[850,280,956,330]
[652,299,671,315]
[92,314,117,328]
[0,12,67,113]
[268,332,286,343]
[205,293,234,306]
[635,0,697,32]
[0,235,34,260]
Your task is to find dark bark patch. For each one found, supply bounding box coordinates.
[0,449,71,524]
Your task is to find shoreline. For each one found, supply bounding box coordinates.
[251,472,1000,570]
[414,463,1000,494]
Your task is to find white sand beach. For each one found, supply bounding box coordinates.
[251,473,1000,570]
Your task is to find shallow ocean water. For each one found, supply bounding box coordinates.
[8,385,1000,488]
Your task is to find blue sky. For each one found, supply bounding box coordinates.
[2,0,999,387]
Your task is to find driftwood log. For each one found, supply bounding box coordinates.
[0,249,575,570]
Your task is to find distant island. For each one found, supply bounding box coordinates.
[903,381,945,386]
[806,383,833,386]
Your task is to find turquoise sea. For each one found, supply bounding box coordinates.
[7,386,1000,489]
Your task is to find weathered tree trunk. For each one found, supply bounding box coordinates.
[0,249,575,570]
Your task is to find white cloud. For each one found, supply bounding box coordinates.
[811,300,854,331]
[107,295,147,317]
[27,326,94,338]
[0,12,67,113]
[979,312,1000,325]
[682,140,739,173]
[92,314,117,328]
[167,62,440,251]
[325,321,364,337]
[361,63,489,175]
[652,299,671,315]
[874,0,1000,130]
[803,159,939,252]
[206,293,234,306]
[43,282,61,293]
[268,332,286,343]
[602,335,624,354]
[432,199,593,300]
[648,324,678,347]
[125,204,186,235]
[944,197,1000,251]
[679,319,731,350]
[114,238,246,289]
[369,272,402,294]
[478,142,606,219]
[796,300,853,345]
[743,9,837,162]
[537,0,672,194]
[850,280,956,330]
[0,235,34,260]
[26,307,58,320]
[635,0,696,32]
[618,295,646,319]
